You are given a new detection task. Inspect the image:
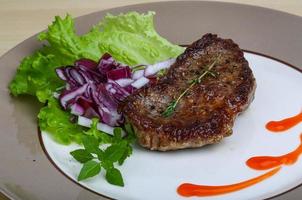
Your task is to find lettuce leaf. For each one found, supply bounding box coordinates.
[9,12,183,103]
[9,12,184,144]
[38,97,85,144]
[97,12,183,65]
[9,49,65,102]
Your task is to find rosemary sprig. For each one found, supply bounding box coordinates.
[162,59,218,117]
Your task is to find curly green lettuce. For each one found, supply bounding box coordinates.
[97,12,183,65]
[9,12,183,103]
[38,97,85,144]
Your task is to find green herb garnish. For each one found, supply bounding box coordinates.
[77,160,101,181]
[162,59,218,117]
[157,69,168,77]
[132,65,146,72]
[70,120,135,186]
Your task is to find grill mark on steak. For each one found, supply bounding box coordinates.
[120,33,256,151]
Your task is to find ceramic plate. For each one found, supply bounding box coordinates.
[1,1,302,200]
[40,51,302,200]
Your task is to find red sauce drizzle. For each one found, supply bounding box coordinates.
[177,167,280,197]
[247,134,302,170]
[177,110,302,197]
[266,111,302,132]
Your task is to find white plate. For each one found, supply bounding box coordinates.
[41,52,302,200]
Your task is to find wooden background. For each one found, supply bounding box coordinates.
[0,0,302,56]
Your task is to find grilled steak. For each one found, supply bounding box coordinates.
[121,33,256,151]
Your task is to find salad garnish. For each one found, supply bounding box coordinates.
[9,11,184,186]
[70,119,135,186]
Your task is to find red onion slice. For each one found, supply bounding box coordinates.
[115,78,134,87]
[77,116,125,136]
[70,68,85,85]
[75,58,97,69]
[132,69,144,80]
[131,77,150,89]
[70,103,85,116]
[144,58,175,77]
[107,66,132,80]
[55,68,67,81]
[59,83,88,109]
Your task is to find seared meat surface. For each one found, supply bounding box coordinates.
[121,34,256,151]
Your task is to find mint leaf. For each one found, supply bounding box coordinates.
[104,144,127,162]
[82,135,100,154]
[78,160,101,181]
[70,149,94,163]
[105,168,124,187]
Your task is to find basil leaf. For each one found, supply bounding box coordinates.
[101,160,114,171]
[84,118,99,137]
[124,123,134,135]
[124,123,136,143]
[70,149,94,163]
[118,149,130,165]
[119,144,133,165]
[96,149,105,161]
[82,135,100,154]
[98,130,112,144]
[113,127,122,141]
[104,144,127,162]
[78,160,101,181]
[105,168,124,186]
